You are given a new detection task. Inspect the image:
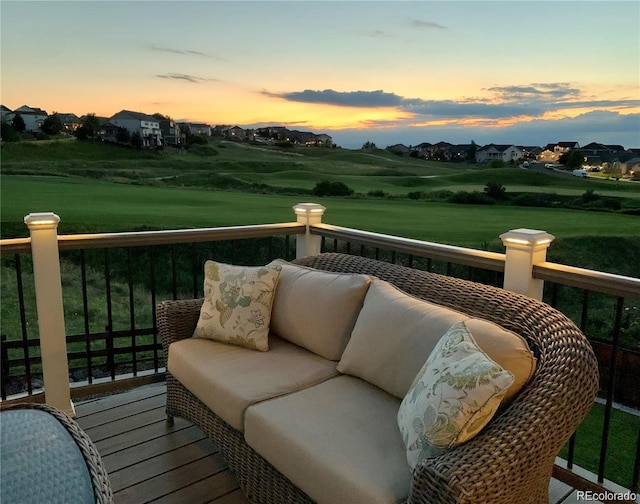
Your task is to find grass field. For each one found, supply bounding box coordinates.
[3,175,640,250]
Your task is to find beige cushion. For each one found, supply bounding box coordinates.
[338,279,535,403]
[194,261,282,351]
[245,375,411,504]
[268,259,371,360]
[397,321,514,469]
[167,335,338,431]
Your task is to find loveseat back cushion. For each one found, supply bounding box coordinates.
[268,259,372,361]
[337,279,535,402]
[244,375,411,504]
[168,335,339,431]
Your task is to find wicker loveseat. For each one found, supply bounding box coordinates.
[158,252,599,504]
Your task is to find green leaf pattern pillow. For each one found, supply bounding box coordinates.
[195,261,282,351]
[397,321,514,469]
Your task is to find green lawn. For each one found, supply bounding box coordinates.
[3,176,639,252]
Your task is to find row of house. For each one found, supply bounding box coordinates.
[1,105,333,148]
[1,106,637,174]
[388,140,640,173]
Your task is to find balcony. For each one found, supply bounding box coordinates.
[1,204,639,503]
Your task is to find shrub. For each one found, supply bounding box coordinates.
[407,191,425,200]
[449,191,495,205]
[312,180,354,197]
[367,189,388,198]
[489,160,505,168]
[483,181,507,200]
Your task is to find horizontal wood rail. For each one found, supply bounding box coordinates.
[534,262,640,298]
[310,223,506,272]
[0,222,306,255]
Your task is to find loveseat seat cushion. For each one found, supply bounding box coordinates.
[268,259,372,361]
[338,279,536,402]
[167,335,338,431]
[244,375,411,504]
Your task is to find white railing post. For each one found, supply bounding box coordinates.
[499,228,555,300]
[24,212,74,416]
[293,203,326,259]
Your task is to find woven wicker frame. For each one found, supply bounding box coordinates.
[1,402,114,504]
[158,252,599,504]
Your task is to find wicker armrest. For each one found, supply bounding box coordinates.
[157,298,204,360]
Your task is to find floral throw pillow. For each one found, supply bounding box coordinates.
[194,261,282,351]
[397,321,514,469]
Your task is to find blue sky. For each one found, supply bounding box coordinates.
[1,1,639,148]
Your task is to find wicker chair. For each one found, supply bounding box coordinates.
[0,402,113,504]
[158,252,600,504]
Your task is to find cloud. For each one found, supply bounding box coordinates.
[156,73,220,84]
[263,89,404,108]
[409,19,448,30]
[487,83,581,101]
[266,84,640,120]
[150,45,212,58]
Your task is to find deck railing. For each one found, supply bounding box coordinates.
[1,204,639,499]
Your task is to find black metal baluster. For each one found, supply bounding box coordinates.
[104,249,115,380]
[171,244,177,300]
[598,296,624,483]
[80,250,92,384]
[150,246,159,371]
[632,428,640,493]
[192,243,198,299]
[127,248,137,376]
[1,335,8,400]
[15,254,32,394]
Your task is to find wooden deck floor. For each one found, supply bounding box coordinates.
[74,383,600,504]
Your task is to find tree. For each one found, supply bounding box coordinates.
[82,113,100,138]
[559,149,584,169]
[484,181,507,200]
[312,180,354,197]
[467,140,478,163]
[116,127,130,143]
[41,112,63,135]
[131,131,143,148]
[1,121,20,142]
[11,113,25,132]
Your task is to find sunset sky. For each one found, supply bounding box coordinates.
[2,1,639,148]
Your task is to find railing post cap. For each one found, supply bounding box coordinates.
[293,203,326,216]
[24,212,61,230]
[499,228,555,248]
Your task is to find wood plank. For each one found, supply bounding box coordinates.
[206,489,250,504]
[145,470,242,504]
[75,383,166,416]
[550,478,574,503]
[82,406,167,442]
[77,393,167,429]
[113,455,230,504]
[93,417,192,457]
[109,438,217,492]
[102,426,208,473]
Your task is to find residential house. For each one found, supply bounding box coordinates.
[412,142,432,159]
[58,113,82,132]
[621,157,640,178]
[430,141,453,160]
[110,110,163,147]
[521,146,542,160]
[476,144,523,163]
[159,119,183,146]
[449,144,472,162]
[223,126,246,141]
[537,142,579,163]
[97,121,121,142]
[1,105,12,122]
[578,142,625,167]
[5,105,49,132]
[188,123,212,137]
